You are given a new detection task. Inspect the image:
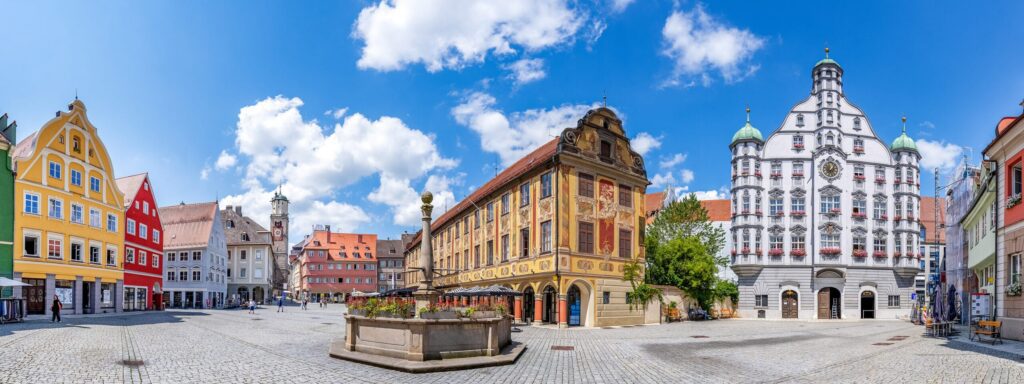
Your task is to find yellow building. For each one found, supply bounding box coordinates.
[11,100,124,316]
[405,108,654,327]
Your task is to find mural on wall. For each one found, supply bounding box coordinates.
[597,179,616,255]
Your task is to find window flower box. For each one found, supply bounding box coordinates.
[894,215,902,221]
[875,178,886,184]
[879,214,888,220]
[755,210,763,215]
[793,144,805,149]
[741,210,751,215]
[853,249,867,257]
[820,247,841,256]
[731,250,737,256]
[754,172,762,178]
[755,248,763,255]
[775,211,785,217]
[853,146,865,153]
[769,249,784,256]
[852,212,867,219]
[792,172,805,177]
[741,247,751,254]
[894,251,902,257]
[1009,194,1022,209]
[741,171,750,176]
[829,208,841,214]
[1007,281,1022,297]
[791,210,806,217]
[854,175,866,181]
[791,249,807,257]
[873,251,887,258]
[894,180,902,185]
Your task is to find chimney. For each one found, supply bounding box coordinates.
[235,206,242,215]
[326,225,331,243]
[358,234,363,244]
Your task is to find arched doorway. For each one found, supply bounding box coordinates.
[542,285,557,324]
[253,287,265,303]
[860,291,875,319]
[522,287,535,323]
[817,287,841,319]
[567,285,582,326]
[237,287,250,303]
[781,290,799,319]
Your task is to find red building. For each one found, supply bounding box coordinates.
[115,173,164,310]
[294,227,376,302]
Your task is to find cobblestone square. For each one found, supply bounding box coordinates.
[1,305,1022,383]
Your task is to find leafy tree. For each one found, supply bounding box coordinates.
[714,279,739,306]
[623,260,662,311]
[644,194,728,311]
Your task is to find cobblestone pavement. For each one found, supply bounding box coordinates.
[1,305,1022,383]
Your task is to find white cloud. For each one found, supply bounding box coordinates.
[651,172,675,188]
[452,92,598,166]
[917,139,964,172]
[675,186,729,201]
[659,153,687,169]
[325,107,349,120]
[200,167,211,180]
[680,169,695,184]
[631,132,662,156]
[660,4,765,87]
[919,121,936,130]
[222,95,458,236]
[214,151,238,171]
[354,0,583,73]
[609,0,635,13]
[504,58,547,85]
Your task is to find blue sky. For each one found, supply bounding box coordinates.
[2,1,1023,243]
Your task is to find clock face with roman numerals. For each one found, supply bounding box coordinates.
[820,159,841,180]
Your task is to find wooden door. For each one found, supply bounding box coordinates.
[817,289,830,319]
[782,291,798,319]
[24,280,45,315]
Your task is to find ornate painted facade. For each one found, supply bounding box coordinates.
[730,52,921,320]
[11,100,125,316]
[405,108,654,327]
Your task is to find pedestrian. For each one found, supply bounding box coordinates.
[277,297,284,313]
[51,295,62,323]
[302,299,308,310]
[248,299,256,314]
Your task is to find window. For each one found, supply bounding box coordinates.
[139,224,148,239]
[89,209,100,227]
[179,271,188,281]
[873,201,887,219]
[888,295,901,308]
[143,202,149,214]
[24,193,39,215]
[474,245,481,268]
[48,197,63,219]
[603,291,610,304]
[578,222,594,253]
[821,233,840,249]
[578,173,594,198]
[254,269,263,279]
[501,193,510,215]
[168,252,176,262]
[541,172,552,198]
[70,242,82,262]
[241,233,250,241]
[167,271,175,281]
[126,248,135,263]
[853,199,866,215]
[619,229,632,258]
[70,204,83,224]
[193,270,201,281]
[619,185,632,208]
[486,240,494,265]
[600,140,612,158]
[89,246,100,263]
[1011,253,1022,285]
[90,177,101,192]
[796,114,804,126]
[106,248,116,266]
[793,161,805,176]
[821,195,840,213]
[241,250,247,260]
[874,238,887,253]
[255,250,262,260]
[793,135,804,148]
[23,233,39,257]
[49,161,61,179]
[769,198,783,216]
[153,230,160,243]
[501,234,509,262]
[240,268,247,278]
[72,136,81,153]
[193,251,202,261]
[70,170,82,186]
[486,202,494,222]
[520,228,529,257]
[140,251,147,266]
[792,198,805,213]
[770,235,783,251]
[755,295,768,308]
[791,235,805,250]
[520,182,530,206]
[853,237,866,251]
[47,237,63,259]
[541,221,552,253]
[107,214,117,232]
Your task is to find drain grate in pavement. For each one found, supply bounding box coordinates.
[872,342,893,346]
[120,359,144,367]
[887,336,909,341]
[551,346,574,351]
[690,335,710,339]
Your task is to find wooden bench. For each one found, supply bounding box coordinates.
[971,320,1003,345]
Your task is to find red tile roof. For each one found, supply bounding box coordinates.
[645,192,666,216]
[115,173,148,208]
[700,199,732,222]
[159,202,219,249]
[303,231,377,261]
[407,139,558,249]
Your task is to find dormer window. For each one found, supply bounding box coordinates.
[227,220,234,228]
[72,137,81,153]
[600,140,612,158]
[793,135,804,149]
[241,233,250,241]
[854,139,865,153]
[854,117,861,130]
[796,114,804,126]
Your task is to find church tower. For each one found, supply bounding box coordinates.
[270,189,290,297]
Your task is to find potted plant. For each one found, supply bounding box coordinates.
[873,251,887,258]
[470,303,497,319]
[769,248,784,256]
[791,249,806,257]
[853,249,867,257]
[1010,194,1022,208]
[1007,280,1022,297]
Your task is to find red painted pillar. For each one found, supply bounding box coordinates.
[514,297,523,321]
[558,296,568,327]
[534,298,543,323]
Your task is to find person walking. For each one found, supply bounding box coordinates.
[51,295,62,323]
[248,299,256,314]
[277,297,284,313]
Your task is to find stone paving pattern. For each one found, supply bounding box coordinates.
[1,305,1022,383]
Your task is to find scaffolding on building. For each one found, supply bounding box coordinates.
[943,157,982,324]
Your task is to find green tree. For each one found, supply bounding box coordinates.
[644,194,728,311]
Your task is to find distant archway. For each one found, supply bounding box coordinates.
[522,286,535,323]
[542,285,557,324]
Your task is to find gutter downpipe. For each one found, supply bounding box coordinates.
[983,158,999,320]
[553,152,561,327]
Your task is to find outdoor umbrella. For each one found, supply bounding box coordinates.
[947,285,958,322]
[0,277,28,287]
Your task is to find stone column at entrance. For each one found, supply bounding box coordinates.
[44,274,55,318]
[91,278,101,314]
[115,279,124,312]
[558,295,567,327]
[533,297,543,324]
[73,277,83,314]
[514,297,523,322]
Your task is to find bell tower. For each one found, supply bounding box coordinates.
[270,188,290,296]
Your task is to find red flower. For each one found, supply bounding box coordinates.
[769,249,784,256]
[791,249,807,257]
[873,251,887,258]
[853,249,867,257]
